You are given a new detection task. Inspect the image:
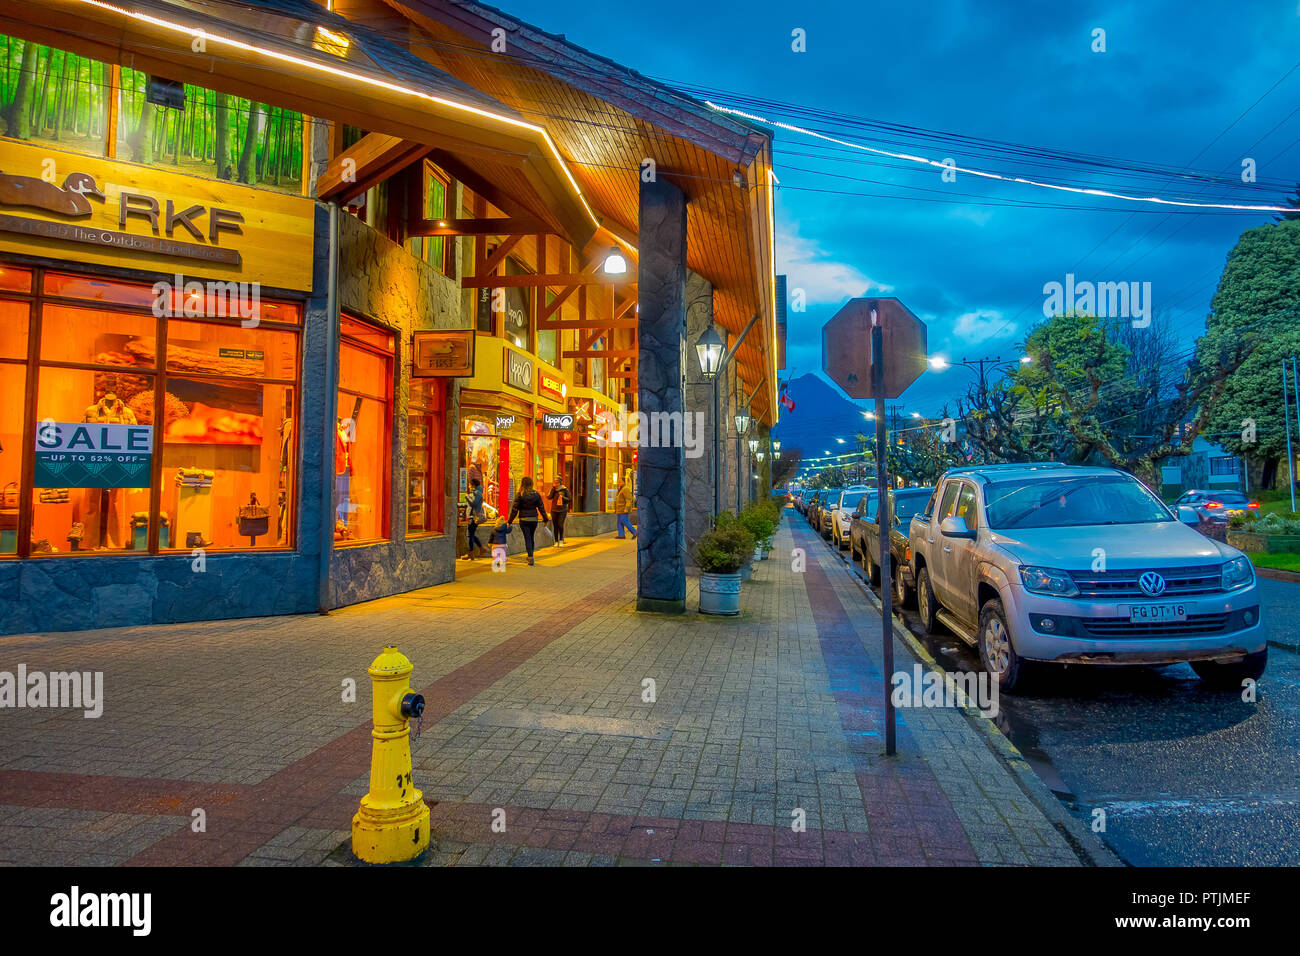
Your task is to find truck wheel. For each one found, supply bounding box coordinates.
[916,566,942,634]
[864,550,880,586]
[979,599,1024,693]
[893,567,912,609]
[1190,649,1267,689]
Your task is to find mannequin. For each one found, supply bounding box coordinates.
[79,391,137,549]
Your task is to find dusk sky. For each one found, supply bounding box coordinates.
[501,0,1300,417]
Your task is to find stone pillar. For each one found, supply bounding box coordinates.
[684,271,714,564]
[636,179,688,613]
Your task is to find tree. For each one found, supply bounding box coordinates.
[214,92,232,180]
[1198,218,1300,489]
[1018,311,1248,489]
[3,39,37,140]
[236,101,265,184]
[889,420,965,484]
[1273,183,1300,223]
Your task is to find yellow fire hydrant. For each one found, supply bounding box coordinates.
[351,645,430,863]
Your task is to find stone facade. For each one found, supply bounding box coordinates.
[329,208,464,608]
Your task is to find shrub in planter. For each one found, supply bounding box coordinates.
[739,503,776,548]
[695,524,755,615]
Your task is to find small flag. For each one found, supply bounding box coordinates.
[780,392,795,413]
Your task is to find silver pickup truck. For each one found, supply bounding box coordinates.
[908,463,1265,691]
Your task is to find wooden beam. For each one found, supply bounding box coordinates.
[613,296,637,321]
[481,235,523,277]
[460,273,630,289]
[318,132,430,201]
[563,349,637,360]
[429,148,542,224]
[408,216,551,237]
[537,318,638,331]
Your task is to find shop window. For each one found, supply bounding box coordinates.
[0,36,109,157]
[0,298,28,359]
[476,257,532,348]
[406,378,445,536]
[538,291,558,366]
[0,266,32,294]
[117,66,304,193]
[0,362,25,554]
[406,166,451,276]
[3,267,303,558]
[336,315,393,544]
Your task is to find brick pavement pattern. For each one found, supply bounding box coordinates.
[0,521,1088,866]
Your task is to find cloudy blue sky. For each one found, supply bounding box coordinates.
[504,0,1300,415]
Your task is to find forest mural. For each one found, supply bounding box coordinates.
[0,34,304,194]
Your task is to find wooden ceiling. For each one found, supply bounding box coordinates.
[365,0,780,423]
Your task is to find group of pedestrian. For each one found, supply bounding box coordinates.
[466,474,601,566]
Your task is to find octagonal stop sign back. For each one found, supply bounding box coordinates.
[822,297,927,399]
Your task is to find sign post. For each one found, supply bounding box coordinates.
[823,297,927,756]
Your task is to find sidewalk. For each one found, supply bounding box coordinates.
[0,520,1108,866]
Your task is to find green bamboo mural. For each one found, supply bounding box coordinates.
[0,33,304,194]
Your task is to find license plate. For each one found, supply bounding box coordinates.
[1130,603,1187,623]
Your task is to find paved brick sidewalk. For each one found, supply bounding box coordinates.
[0,519,1107,866]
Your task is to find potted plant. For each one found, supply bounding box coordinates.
[695,522,755,615]
[740,503,776,562]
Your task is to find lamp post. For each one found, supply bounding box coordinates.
[695,323,726,520]
[735,411,750,514]
[928,354,1030,463]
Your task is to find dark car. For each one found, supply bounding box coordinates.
[1173,489,1258,525]
[852,486,935,608]
[809,489,840,531]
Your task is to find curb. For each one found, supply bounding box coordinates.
[831,546,1126,868]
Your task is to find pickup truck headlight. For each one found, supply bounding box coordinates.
[1018,566,1079,597]
[1221,556,1254,591]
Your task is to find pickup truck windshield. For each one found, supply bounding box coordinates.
[891,490,933,522]
[984,474,1172,529]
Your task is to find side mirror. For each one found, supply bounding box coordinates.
[939,515,977,539]
[1176,505,1200,527]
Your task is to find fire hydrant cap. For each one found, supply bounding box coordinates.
[368,645,414,678]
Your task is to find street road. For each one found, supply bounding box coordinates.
[813,526,1300,866]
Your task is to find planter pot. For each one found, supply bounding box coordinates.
[699,571,742,615]
[753,546,763,563]
[739,562,753,581]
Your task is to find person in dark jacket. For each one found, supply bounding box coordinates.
[548,479,572,547]
[507,476,549,565]
[464,477,485,560]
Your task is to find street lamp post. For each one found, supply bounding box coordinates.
[928,354,1030,463]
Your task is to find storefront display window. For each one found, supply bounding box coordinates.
[0,37,109,157]
[117,66,304,193]
[460,409,531,517]
[0,267,303,558]
[336,315,393,544]
[406,377,445,536]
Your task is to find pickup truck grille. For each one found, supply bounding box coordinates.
[1081,613,1230,638]
[1068,565,1223,598]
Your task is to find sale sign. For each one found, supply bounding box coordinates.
[35,422,154,488]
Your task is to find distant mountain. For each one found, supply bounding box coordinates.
[772,373,871,459]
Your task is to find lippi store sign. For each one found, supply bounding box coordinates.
[0,140,315,291]
[504,348,533,393]
[541,412,575,430]
[34,422,154,488]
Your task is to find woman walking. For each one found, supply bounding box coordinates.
[507,476,549,565]
[548,478,572,547]
[464,477,485,560]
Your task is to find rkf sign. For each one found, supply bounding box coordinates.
[822,297,927,399]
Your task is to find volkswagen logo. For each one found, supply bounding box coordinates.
[1138,571,1167,597]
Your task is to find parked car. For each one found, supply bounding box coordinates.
[793,490,807,514]
[852,486,935,607]
[908,463,1265,691]
[1173,489,1259,525]
[827,486,875,549]
[804,490,822,525]
[809,489,840,532]
[819,487,863,540]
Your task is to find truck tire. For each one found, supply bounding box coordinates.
[1190,649,1267,688]
[864,548,880,586]
[978,598,1025,693]
[916,565,942,635]
[893,565,912,609]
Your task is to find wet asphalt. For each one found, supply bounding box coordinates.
[807,516,1300,866]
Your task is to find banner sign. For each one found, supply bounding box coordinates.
[503,348,533,393]
[413,329,475,377]
[541,412,575,430]
[34,423,154,488]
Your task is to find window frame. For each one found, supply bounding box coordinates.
[336,313,395,546]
